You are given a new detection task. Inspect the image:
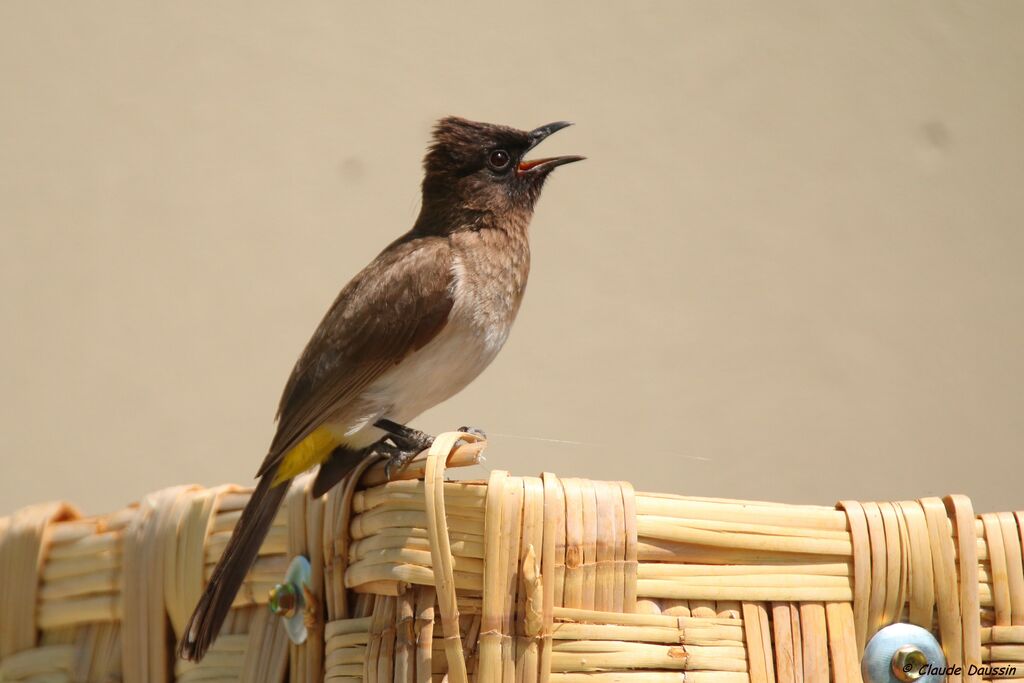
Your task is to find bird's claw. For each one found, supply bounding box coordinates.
[457,425,487,439]
[383,447,418,481]
[455,425,487,448]
[373,420,486,477]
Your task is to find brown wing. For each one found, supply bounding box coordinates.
[255,235,454,477]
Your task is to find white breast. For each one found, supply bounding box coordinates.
[327,255,514,448]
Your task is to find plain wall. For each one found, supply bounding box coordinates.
[2,2,1022,516]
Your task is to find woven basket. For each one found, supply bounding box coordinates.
[1,432,1021,683]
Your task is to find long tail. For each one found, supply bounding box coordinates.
[178,468,289,661]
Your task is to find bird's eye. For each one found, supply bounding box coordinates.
[488,149,511,171]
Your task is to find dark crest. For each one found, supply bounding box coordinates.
[415,116,582,233]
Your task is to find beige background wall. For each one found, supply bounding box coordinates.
[2,2,1022,516]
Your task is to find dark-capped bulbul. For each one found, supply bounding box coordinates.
[179,116,582,660]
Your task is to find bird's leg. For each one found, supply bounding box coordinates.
[374,418,435,452]
[373,419,436,480]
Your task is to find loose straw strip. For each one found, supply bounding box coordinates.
[423,432,477,683]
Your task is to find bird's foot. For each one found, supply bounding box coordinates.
[374,418,435,452]
[372,420,487,479]
[377,442,421,481]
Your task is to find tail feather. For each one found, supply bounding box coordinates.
[178,469,289,661]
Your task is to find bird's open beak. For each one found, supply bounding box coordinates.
[518,121,585,175]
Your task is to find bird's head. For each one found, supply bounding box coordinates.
[417,116,583,230]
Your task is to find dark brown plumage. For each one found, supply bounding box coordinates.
[178,116,581,661]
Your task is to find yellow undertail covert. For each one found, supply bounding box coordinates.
[271,424,340,486]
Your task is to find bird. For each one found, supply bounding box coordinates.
[178,116,583,661]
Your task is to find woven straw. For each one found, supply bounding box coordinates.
[1,434,1021,683]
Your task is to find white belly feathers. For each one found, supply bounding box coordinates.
[326,253,517,449]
